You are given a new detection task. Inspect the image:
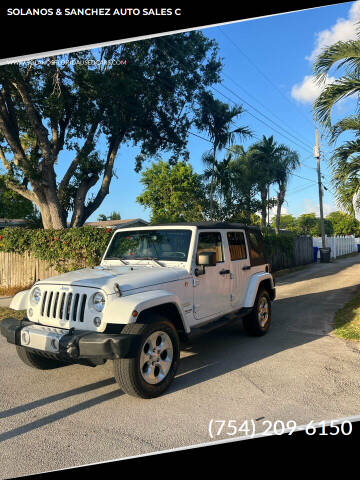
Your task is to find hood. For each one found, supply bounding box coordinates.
[36,264,189,294]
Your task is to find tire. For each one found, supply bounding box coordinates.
[16,346,66,370]
[113,315,180,399]
[243,288,272,337]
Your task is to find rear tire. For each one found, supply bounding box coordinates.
[113,315,180,399]
[243,288,271,336]
[16,346,66,370]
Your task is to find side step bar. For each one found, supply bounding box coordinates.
[186,307,252,341]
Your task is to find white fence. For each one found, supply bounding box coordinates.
[313,235,360,259]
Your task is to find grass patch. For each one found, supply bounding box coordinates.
[0,306,25,322]
[333,287,360,341]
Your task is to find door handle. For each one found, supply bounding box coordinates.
[242,266,251,270]
[219,269,230,275]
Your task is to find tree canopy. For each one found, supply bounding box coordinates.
[0,174,34,219]
[0,32,222,228]
[136,160,206,223]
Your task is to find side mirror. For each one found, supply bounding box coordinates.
[195,251,217,276]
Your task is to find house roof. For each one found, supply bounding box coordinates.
[0,218,29,227]
[85,218,149,228]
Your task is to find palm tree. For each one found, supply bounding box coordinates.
[313,38,360,130]
[312,29,360,220]
[202,152,233,219]
[272,147,300,233]
[229,145,262,223]
[249,136,283,227]
[329,139,360,219]
[196,92,251,219]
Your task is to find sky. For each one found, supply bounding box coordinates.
[4,1,360,222]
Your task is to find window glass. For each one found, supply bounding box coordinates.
[247,230,266,266]
[105,229,192,261]
[227,231,247,260]
[197,232,224,263]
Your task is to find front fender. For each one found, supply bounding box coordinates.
[10,289,30,310]
[104,289,189,332]
[243,273,275,308]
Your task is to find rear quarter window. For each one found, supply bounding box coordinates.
[246,230,266,266]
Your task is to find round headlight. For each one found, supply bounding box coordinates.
[31,287,42,305]
[92,292,105,312]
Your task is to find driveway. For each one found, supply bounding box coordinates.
[1,255,360,478]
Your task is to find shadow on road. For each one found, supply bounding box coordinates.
[0,378,116,420]
[1,258,359,442]
[0,388,123,443]
[167,284,360,395]
[276,256,360,287]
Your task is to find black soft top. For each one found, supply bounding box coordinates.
[151,222,261,231]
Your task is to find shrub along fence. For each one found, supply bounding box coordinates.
[0,226,112,288]
[263,230,313,272]
[0,226,314,288]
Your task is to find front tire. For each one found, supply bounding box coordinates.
[16,346,66,370]
[243,288,272,336]
[113,315,180,399]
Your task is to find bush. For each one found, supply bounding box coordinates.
[261,229,295,259]
[0,226,113,272]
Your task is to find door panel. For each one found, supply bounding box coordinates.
[193,231,231,320]
[226,230,251,308]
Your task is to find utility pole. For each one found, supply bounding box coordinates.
[314,129,326,248]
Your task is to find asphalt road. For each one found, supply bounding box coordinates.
[1,255,360,478]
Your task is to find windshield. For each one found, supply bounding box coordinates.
[105,229,192,262]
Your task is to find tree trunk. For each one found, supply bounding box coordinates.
[260,189,267,228]
[275,186,285,234]
[209,146,216,220]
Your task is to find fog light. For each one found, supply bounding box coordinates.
[22,331,30,345]
[28,308,33,317]
[93,317,101,327]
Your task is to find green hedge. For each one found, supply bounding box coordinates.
[0,226,113,272]
[261,229,295,259]
[0,225,297,274]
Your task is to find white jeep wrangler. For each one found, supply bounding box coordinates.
[1,223,275,398]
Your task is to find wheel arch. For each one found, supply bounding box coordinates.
[243,272,275,308]
[136,302,187,339]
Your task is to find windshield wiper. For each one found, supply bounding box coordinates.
[105,257,128,265]
[140,257,164,267]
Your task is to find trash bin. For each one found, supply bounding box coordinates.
[313,246,318,262]
[357,244,360,253]
[319,247,331,263]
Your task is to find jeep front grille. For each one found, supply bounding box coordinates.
[40,290,87,323]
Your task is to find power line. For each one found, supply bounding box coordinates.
[221,71,316,153]
[217,83,315,154]
[212,84,314,156]
[159,34,317,158]
[218,26,316,129]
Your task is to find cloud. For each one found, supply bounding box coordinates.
[306,1,360,62]
[291,2,360,104]
[302,198,336,216]
[291,74,335,103]
[268,205,288,220]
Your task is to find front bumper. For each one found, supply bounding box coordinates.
[0,317,141,362]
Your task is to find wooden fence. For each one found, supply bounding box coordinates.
[0,251,63,288]
[268,235,313,272]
